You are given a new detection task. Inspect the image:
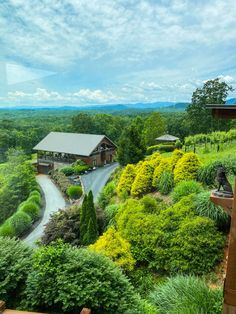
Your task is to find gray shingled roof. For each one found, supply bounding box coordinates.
[155,134,179,142]
[34,132,115,156]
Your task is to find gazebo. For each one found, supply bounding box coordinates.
[155,134,179,143]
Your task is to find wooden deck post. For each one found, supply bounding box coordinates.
[223,178,236,314]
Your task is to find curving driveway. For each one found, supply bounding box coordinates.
[80,162,118,201]
[24,174,66,247]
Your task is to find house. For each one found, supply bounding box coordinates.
[34,132,117,174]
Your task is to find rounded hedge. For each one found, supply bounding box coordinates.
[0,237,32,307]
[0,220,15,237]
[23,243,143,313]
[149,275,222,314]
[27,195,41,206]
[174,152,201,183]
[10,211,32,236]
[60,166,75,176]
[66,185,83,200]
[171,180,204,203]
[19,201,40,220]
[29,190,41,198]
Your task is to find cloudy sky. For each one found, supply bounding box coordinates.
[1,0,236,106]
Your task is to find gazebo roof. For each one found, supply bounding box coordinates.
[155,134,179,142]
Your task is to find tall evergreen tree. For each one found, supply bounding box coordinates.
[142,112,166,147]
[80,191,98,245]
[117,121,146,166]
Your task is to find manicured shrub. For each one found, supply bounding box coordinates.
[90,226,136,271]
[156,144,175,152]
[0,220,15,237]
[117,196,224,274]
[59,166,75,176]
[169,216,224,274]
[197,157,236,186]
[174,152,201,183]
[149,275,222,314]
[0,237,32,307]
[74,164,90,174]
[131,161,154,197]
[140,195,162,214]
[66,185,83,200]
[146,144,160,155]
[10,211,32,236]
[152,158,172,188]
[170,149,184,169]
[97,180,116,209]
[27,195,41,206]
[194,191,230,230]
[29,190,41,198]
[171,180,204,203]
[41,205,80,246]
[158,171,174,195]
[22,242,143,313]
[116,164,136,196]
[19,201,40,220]
[148,152,162,168]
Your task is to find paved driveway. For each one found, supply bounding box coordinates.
[80,162,118,201]
[24,174,66,247]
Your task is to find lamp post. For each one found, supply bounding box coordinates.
[207,104,236,314]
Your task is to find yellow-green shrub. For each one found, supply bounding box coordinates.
[131,161,154,197]
[116,164,136,196]
[174,152,201,184]
[148,152,162,168]
[89,226,135,271]
[152,158,172,188]
[170,149,184,169]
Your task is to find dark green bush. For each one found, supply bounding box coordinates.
[60,166,75,176]
[149,275,222,314]
[41,206,80,245]
[0,237,32,308]
[74,164,90,174]
[10,211,32,236]
[172,180,204,203]
[19,201,40,220]
[156,144,176,152]
[158,171,174,195]
[0,220,15,237]
[66,185,83,200]
[198,157,236,186]
[194,191,230,230]
[22,242,143,314]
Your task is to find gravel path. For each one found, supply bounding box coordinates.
[80,162,118,200]
[24,174,66,247]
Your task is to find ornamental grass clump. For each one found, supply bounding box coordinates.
[158,171,174,195]
[152,158,172,188]
[171,180,204,203]
[66,185,82,200]
[149,275,222,314]
[194,191,230,230]
[174,152,201,183]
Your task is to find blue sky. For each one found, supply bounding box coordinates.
[1,0,236,106]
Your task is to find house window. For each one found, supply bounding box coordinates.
[93,159,97,166]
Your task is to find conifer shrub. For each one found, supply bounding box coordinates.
[194,191,230,230]
[19,201,40,220]
[0,237,32,307]
[116,164,136,196]
[131,161,154,197]
[171,180,204,203]
[29,190,41,198]
[27,195,41,206]
[152,158,172,188]
[149,275,222,314]
[23,242,143,314]
[148,152,162,168]
[66,185,82,200]
[89,226,136,271]
[116,195,224,274]
[9,211,32,236]
[158,171,174,195]
[174,152,201,183]
[170,149,184,169]
[140,195,163,214]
